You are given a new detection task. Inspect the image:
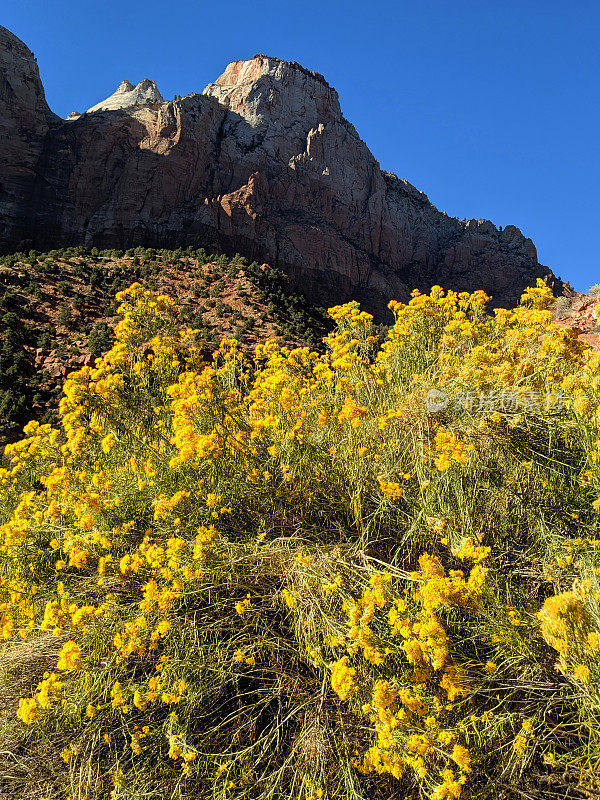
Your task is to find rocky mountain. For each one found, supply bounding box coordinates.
[0,26,565,317]
[77,78,164,116]
[554,293,600,350]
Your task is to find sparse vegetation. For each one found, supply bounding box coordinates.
[553,295,571,314]
[88,321,113,356]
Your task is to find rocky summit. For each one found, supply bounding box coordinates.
[0,27,564,316]
[82,78,164,115]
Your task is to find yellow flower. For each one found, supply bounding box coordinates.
[573,394,591,416]
[56,641,82,671]
[168,739,183,760]
[330,656,356,700]
[513,734,527,755]
[17,697,39,724]
[538,592,590,656]
[235,594,251,615]
[101,433,117,454]
[451,744,471,772]
[68,549,88,568]
[377,476,403,500]
[155,619,171,637]
[282,588,298,609]
[572,664,591,684]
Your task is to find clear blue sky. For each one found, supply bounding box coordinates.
[3,0,598,292]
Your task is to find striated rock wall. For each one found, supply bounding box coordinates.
[0,28,563,316]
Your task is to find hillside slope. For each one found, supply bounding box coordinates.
[0,247,328,447]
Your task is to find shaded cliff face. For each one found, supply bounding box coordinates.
[0,28,561,316]
[0,27,59,247]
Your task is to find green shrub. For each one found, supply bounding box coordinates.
[88,321,113,356]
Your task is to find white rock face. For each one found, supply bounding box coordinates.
[85,78,163,114]
[203,55,341,132]
[115,80,134,94]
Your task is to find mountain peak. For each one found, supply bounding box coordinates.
[115,79,134,94]
[0,24,56,127]
[0,25,31,50]
[205,54,332,92]
[84,78,164,114]
[202,54,340,127]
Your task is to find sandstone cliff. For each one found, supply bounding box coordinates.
[554,294,599,350]
[0,27,59,251]
[0,27,564,316]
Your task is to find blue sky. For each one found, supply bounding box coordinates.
[3,0,598,292]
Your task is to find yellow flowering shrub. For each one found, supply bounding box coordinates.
[0,280,600,799]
